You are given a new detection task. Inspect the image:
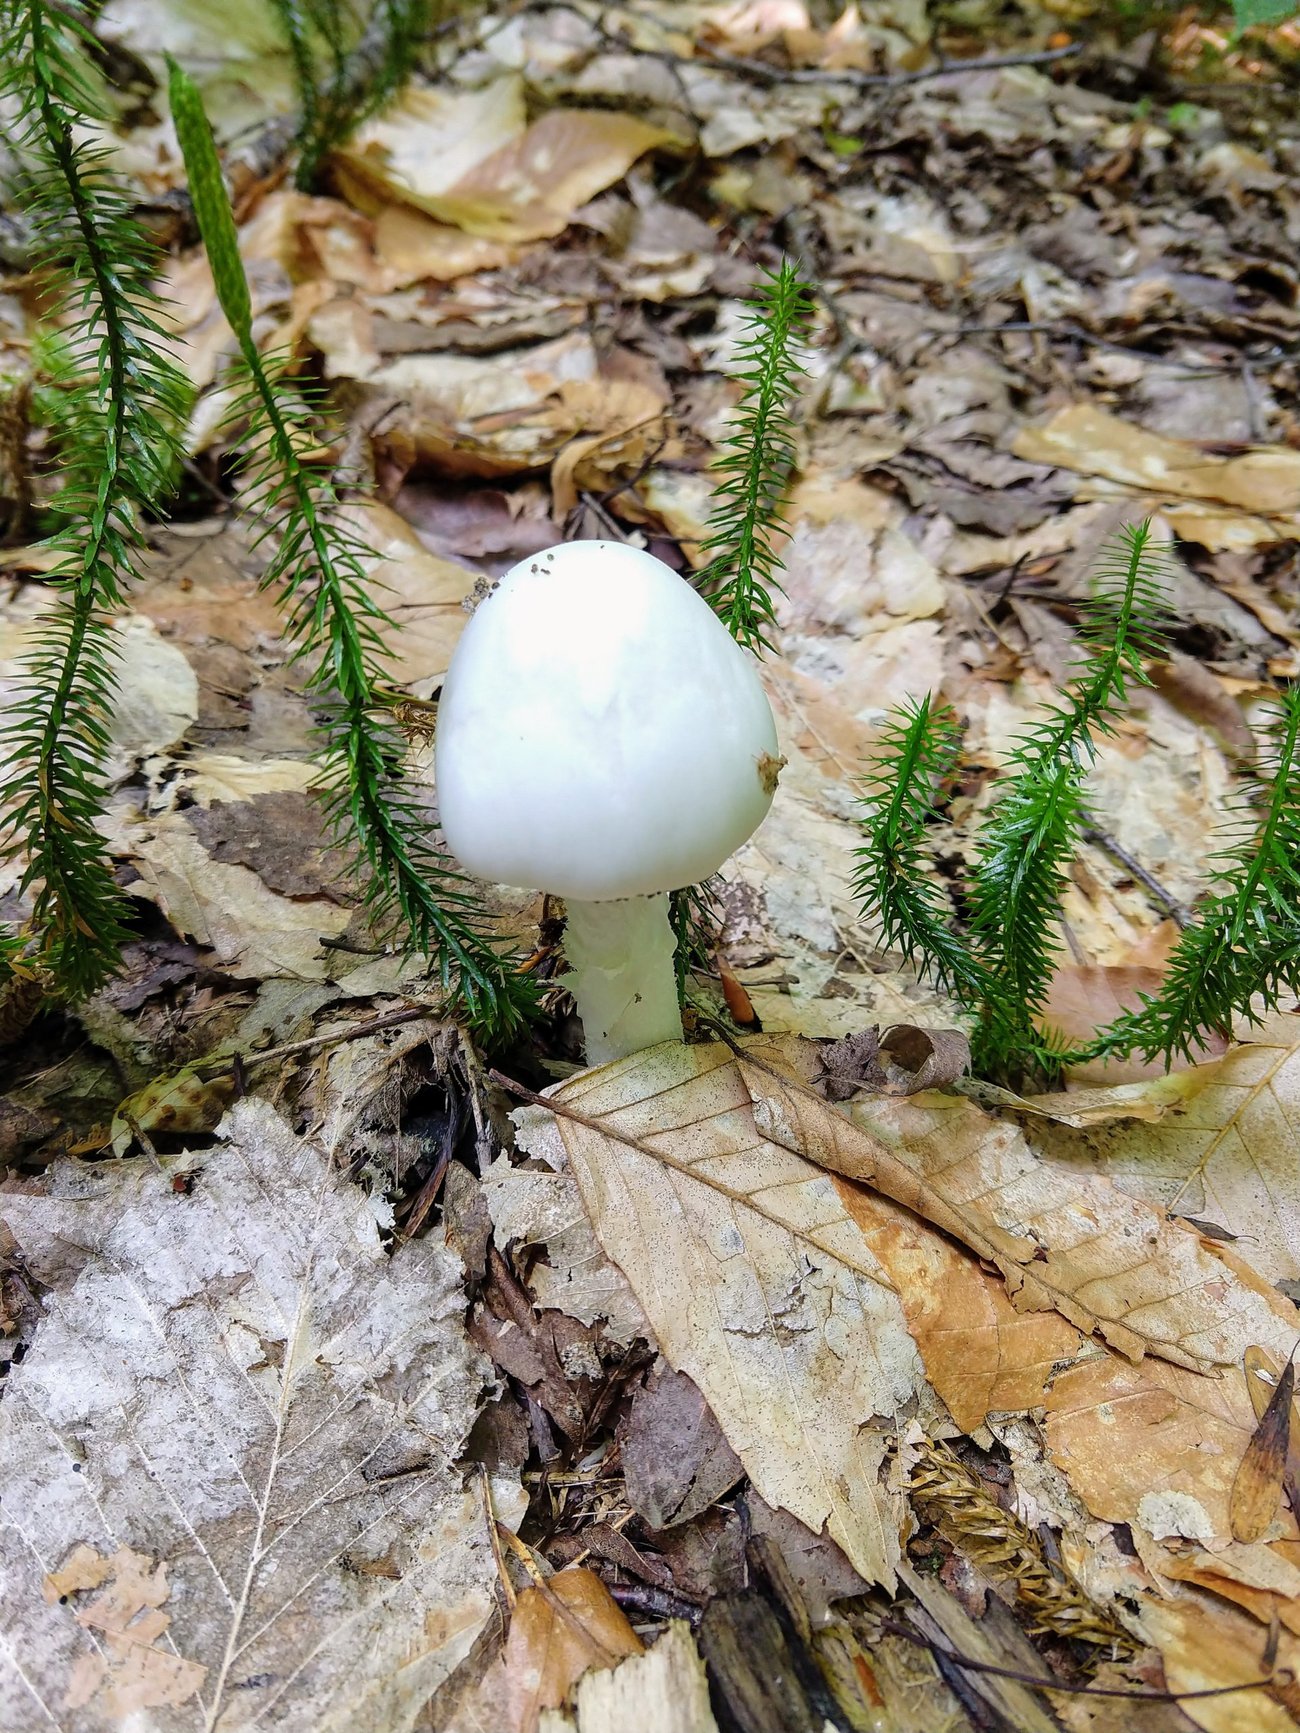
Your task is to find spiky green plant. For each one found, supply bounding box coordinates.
[0,0,189,997]
[697,260,814,656]
[855,523,1175,1076]
[169,59,532,1040]
[855,520,1300,1077]
[1093,685,1300,1061]
[268,0,432,189]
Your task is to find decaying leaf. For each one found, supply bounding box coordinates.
[0,1100,513,1732]
[1026,1028,1300,1288]
[534,1041,931,1588]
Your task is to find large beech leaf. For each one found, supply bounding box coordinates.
[542,1041,932,1589]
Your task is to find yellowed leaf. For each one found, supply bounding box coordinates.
[372,204,519,284]
[736,1041,1300,1372]
[541,1041,931,1588]
[1013,405,1300,541]
[334,78,527,215]
[549,379,671,518]
[49,1545,207,1719]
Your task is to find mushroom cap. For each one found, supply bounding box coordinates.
[434,540,780,900]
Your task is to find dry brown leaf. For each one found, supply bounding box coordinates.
[1013,405,1300,543]
[337,79,670,242]
[0,1099,513,1730]
[549,379,670,518]
[737,1041,1300,1372]
[503,1569,643,1733]
[1137,1588,1300,1733]
[536,1041,931,1588]
[343,499,476,686]
[1232,1360,1296,1545]
[367,332,608,478]
[43,1544,208,1719]
[106,804,350,980]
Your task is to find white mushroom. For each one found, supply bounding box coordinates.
[434,540,782,1063]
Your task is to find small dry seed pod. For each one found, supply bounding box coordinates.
[434,540,782,1062]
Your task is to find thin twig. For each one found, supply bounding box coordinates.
[880,1618,1281,1703]
[1082,826,1192,928]
[954,319,1255,377]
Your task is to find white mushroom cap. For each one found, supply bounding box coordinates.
[434,541,780,901]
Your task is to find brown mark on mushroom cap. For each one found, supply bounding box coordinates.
[757,752,786,798]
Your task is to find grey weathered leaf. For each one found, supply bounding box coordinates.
[0,1100,509,1733]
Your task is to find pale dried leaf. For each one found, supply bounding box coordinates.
[344,500,476,688]
[337,79,669,242]
[482,1149,650,1347]
[1027,1031,1300,1288]
[107,805,350,980]
[0,1100,507,1732]
[1013,405,1300,541]
[544,1041,931,1588]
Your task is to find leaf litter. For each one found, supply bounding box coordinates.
[4,0,1300,1726]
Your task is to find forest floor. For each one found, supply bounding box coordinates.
[3,3,1300,1730]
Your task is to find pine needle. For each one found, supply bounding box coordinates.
[0,0,188,997]
[697,259,814,656]
[169,61,533,1041]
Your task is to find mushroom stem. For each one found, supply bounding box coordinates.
[562,894,682,1064]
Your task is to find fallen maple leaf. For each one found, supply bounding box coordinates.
[0,1100,512,1731]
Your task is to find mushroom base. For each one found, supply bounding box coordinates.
[562,893,682,1065]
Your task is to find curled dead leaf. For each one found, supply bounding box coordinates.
[1231,1358,1294,1545]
